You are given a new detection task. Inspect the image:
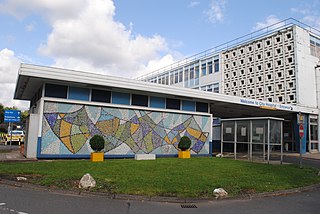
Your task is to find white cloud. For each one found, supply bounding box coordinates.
[204,0,226,24]
[0,0,177,78]
[188,1,200,8]
[0,49,29,109]
[252,15,283,32]
[25,23,34,32]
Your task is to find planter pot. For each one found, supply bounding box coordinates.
[90,152,104,162]
[178,150,190,159]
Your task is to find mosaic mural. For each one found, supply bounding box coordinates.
[41,102,211,156]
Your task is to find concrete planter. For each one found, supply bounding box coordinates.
[178,150,190,159]
[90,152,104,162]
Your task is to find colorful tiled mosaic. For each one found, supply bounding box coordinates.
[41,102,211,156]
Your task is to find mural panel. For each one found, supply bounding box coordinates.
[41,101,211,156]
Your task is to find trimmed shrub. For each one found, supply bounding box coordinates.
[89,135,105,152]
[178,136,191,151]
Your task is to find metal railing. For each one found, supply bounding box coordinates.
[136,18,320,81]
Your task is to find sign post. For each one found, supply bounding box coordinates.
[297,112,305,169]
[4,110,21,150]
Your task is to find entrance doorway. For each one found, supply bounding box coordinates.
[309,115,319,153]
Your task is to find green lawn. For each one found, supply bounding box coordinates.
[0,157,319,198]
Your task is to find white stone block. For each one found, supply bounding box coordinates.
[135,154,156,160]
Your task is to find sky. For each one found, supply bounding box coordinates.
[0,0,320,110]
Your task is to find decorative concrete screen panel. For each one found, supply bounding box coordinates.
[40,101,211,157]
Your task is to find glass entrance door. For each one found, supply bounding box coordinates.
[309,116,319,153]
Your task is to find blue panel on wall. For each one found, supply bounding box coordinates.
[182,100,195,111]
[150,96,165,108]
[112,92,130,105]
[68,87,90,101]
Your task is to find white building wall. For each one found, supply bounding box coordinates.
[26,113,39,158]
[294,26,319,108]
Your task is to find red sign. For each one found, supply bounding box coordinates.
[299,124,304,138]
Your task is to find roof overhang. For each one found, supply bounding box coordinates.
[14,64,319,119]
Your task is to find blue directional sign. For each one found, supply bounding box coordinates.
[4,110,21,123]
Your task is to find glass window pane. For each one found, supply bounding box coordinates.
[45,84,68,99]
[91,89,111,103]
[132,94,148,107]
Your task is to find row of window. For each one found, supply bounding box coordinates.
[200,83,219,93]
[310,35,320,58]
[44,84,209,113]
[147,56,219,86]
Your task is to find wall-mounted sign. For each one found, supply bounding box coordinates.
[239,98,294,111]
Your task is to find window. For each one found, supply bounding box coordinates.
[278,84,283,90]
[208,62,213,74]
[276,48,281,54]
[276,37,281,42]
[267,74,272,80]
[174,72,179,84]
[267,86,272,91]
[182,100,195,112]
[45,84,68,99]
[112,92,130,105]
[267,63,272,68]
[214,59,219,72]
[278,96,283,102]
[196,102,208,113]
[266,51,271,57]
[266,40,271,45]
[289,95,294,100]
[287,45,292,51]
[286,33,291,39]
[201,63,206,76]
[166,98,180,110]
[68,86,90,101]
[91,89,111,103]
[170,72,174,85]
[150,96,165,108]
[178,70,183,82]
[277,60,282,66]
[288,57,293,63]
[213,83,219,93]
[132,94,148,107]
[288,70,293,75]
[277,72,282,77]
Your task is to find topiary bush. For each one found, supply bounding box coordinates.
[89,135,105,152]
[178,136,191,151]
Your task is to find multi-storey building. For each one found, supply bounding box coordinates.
[138,18,320,153]
[13,19,320,159]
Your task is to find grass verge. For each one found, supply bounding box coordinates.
[0,157,319,198]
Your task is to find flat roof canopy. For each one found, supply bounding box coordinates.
[14,64,318,119]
